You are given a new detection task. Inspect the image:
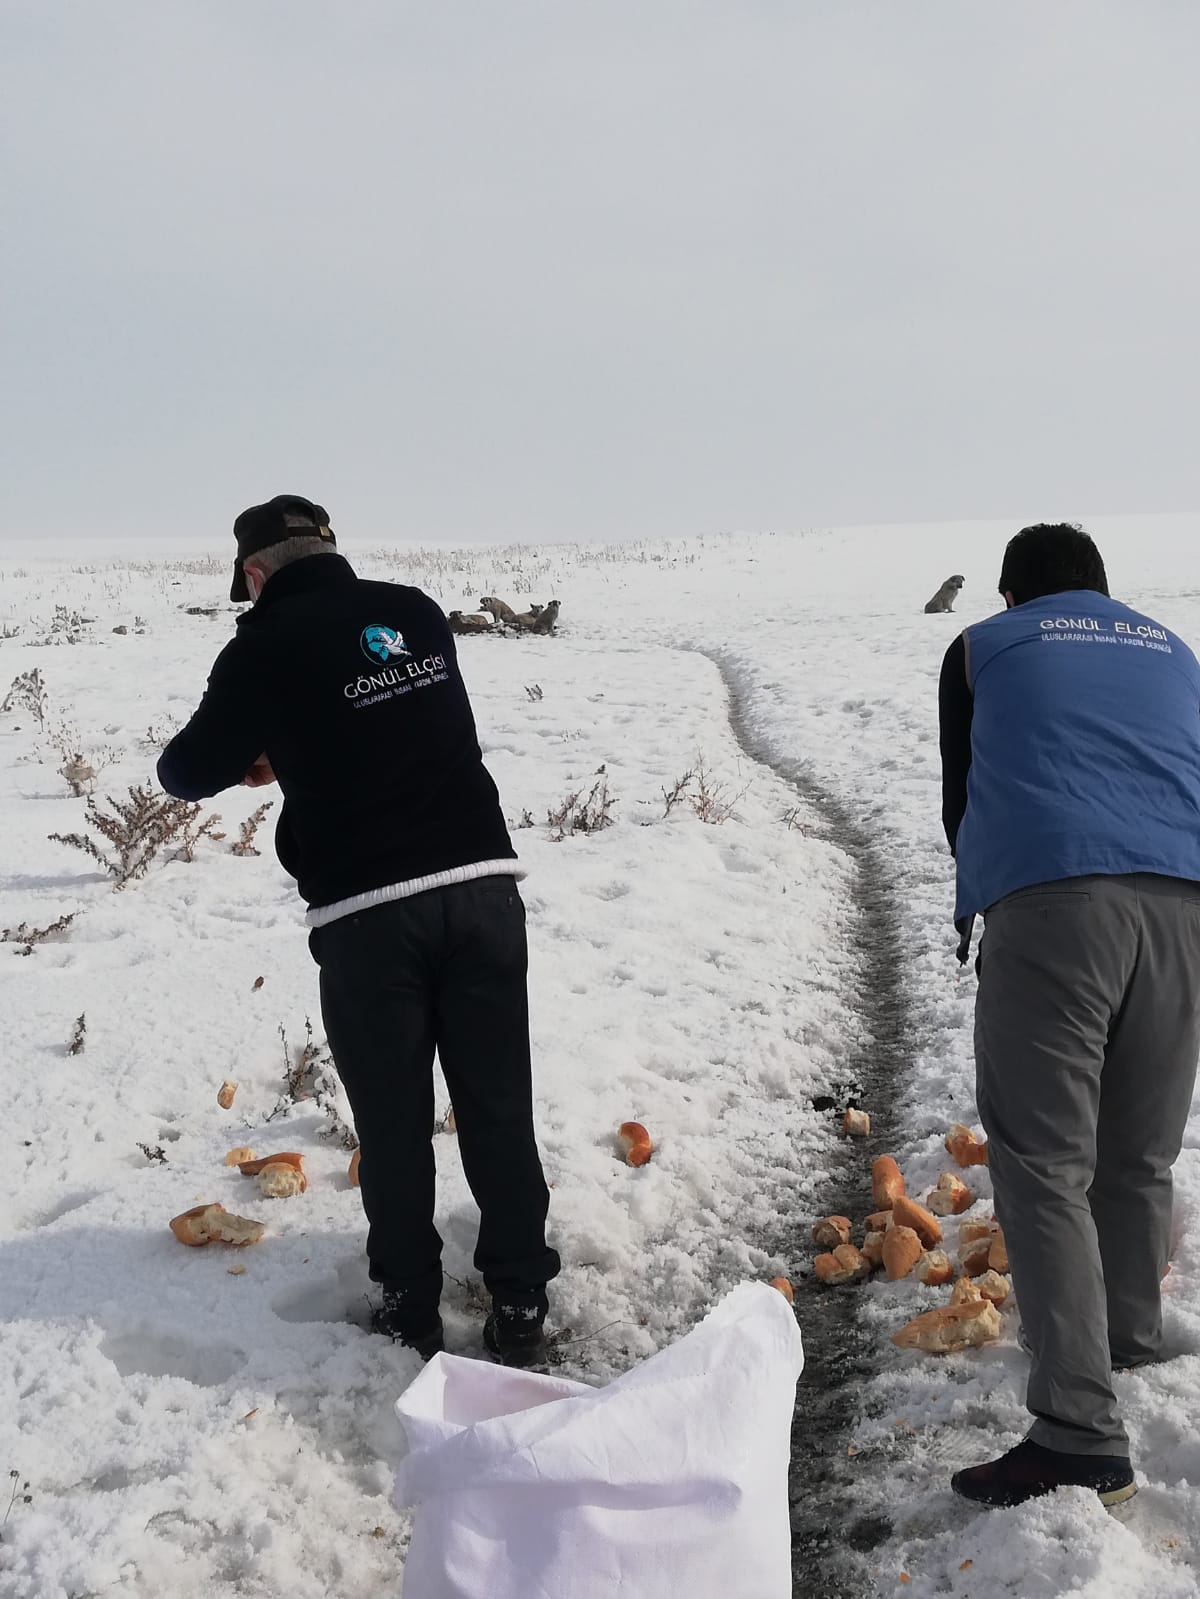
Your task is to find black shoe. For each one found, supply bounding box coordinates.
[952,1439,1137,1509]
[484,1301,549,1368]
[370,1289,444,1361]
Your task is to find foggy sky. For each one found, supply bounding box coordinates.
[4,1,1198,545]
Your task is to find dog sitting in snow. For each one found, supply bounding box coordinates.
[925,575,965,614]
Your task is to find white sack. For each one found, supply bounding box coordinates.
[393,1281,804,1599]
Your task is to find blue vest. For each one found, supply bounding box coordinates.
[955,591,1200,920]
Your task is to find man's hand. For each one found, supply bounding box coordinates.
[242,755,277,788]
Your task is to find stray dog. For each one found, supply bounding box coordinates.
[925,575,965,614]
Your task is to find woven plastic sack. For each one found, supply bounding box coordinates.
[394,1281,803,1598]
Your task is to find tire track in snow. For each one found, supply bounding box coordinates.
[696,650,914,1597]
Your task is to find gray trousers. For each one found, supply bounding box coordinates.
[975,873,1200,1457]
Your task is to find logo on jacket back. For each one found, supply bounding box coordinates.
[361,625,410,664]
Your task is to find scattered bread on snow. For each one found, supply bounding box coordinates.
[945,1122,989,1168]
[256,1161,308,1197]
[769,1276,795,1303]
[814,1244,871,1285]
[169,1203,265,1248]
[862,1230,887,1268]
[883,1226,924,1281]
[617,1121,653,1167]
[237,1152,305,1177]
[915,1249,954,1287]
[988,1229,1009,1273]
[975,1270,1011,1305]
[842,1108,871,1137]
[217,1080,238,1110]
[950,1276,983,1306]
[891,1193,943,1249]
[812,1215,853,1249]
[348,1148,361,1187]
[224,1146,256,1166]
[872,1155,906,1210]
[961,1237,993,1277]
[891,1297,1002,1354]
[926,1172,973,1217]
[864,1210,892,1235]
[959,1218,994,1248]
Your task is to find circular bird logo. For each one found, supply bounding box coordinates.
[361,625,410,664]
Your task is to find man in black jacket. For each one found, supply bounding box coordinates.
[159,495,560,1366]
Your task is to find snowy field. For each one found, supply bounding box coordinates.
[3,515,1200,1598]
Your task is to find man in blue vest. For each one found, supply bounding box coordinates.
[939,523,1200,1508]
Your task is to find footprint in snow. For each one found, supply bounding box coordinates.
[100,1325,246,1387]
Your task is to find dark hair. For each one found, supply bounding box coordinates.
[998,523,1109,605]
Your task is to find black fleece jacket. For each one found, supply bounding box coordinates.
[158,556,515,908]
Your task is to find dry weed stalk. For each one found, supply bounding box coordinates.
[232,802,273,857]
[661,769,695,816]
[1,912,77,956]
[68,1014,86,1056]
[271,1017,357,1146]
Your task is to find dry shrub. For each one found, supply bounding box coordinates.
[49,784,223,889]
[547,773,616,839]
[662,756,748,824]
[2,669,48,728]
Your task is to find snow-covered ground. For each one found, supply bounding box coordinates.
[2,516,1200,1598]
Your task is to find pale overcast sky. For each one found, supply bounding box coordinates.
[4,2,1198,544]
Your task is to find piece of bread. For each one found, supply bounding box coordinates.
[988,1230,1009,1273]
[959,1218,994,1248]
[926,1173,974,1217]
[961,1237,993,1277]
[217,1080,238,1110]
[975,1270,1011,1306]
[348,1148,361,1187]
[883,1226,924,1281]
[769,1276,795,1303]
[169,1203,266,1247]
[617,1122,653,1167]
[945,1122,989,1168]
[812,1215,853,1249]
[256,1162,308,1198]
[892,1194,943,1249]
[842,1108,871,1137]
[891,1297,1002,1353]
[915,1249,954,1287]
[862,1230,886,1268]
[872,1156,906,1210]
[237,1152,305,1177]
[950,1275,983,1305]
[864,1210,892,1235]
[814,1244,870,1285]
[224,1146,256,1166]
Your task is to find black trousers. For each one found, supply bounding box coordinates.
[311,878,560,1319]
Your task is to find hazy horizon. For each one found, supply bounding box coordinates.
[5,2,1199,544]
